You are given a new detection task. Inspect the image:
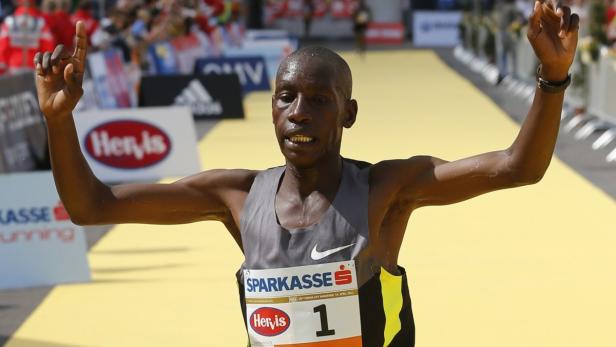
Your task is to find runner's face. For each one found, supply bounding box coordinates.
[272,58,355,168]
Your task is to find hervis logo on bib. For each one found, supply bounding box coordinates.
[84,120,171,169]
[250,307,290,336]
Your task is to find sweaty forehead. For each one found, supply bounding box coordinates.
[276,57,339,91]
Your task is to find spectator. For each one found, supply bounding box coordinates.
[493,0,522,82]
[568,0,588,37]
[91,8,132,61]
[352,0,370,56]
[221,0,244,46]
[0,0,15,22]
[50,0,75,48]
[515,0,533,18]
[302,0,314,38]
[0,0,56,75]
[194,0,224,34]
[608,0,616,45]
[71,0,100,45]
[607,0,616,23]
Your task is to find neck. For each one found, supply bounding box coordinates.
[282,155,343,200]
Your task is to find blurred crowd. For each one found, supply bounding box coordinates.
[460,0,616,81]
[0,0,244,75]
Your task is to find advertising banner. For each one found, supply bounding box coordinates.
[88,49,135,109]
[139,75,244,119]
[195,56,270,94]
[365,22,405,44]
[170,32,209,74]
[245,29,295,41]
[366,0,402,22]
[413,11,462,47]
[0,171,90,290]
[224,39,296,80]
[73,107,201,182]
[0,72,48,174]
[147,41,180,75]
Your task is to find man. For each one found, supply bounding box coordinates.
[0,0,55,75]
[70,0,99,45]
[302,0,314,38]
[494,0,523,82]
[0,0,15,22]
[352,0,370,56]
[45,0,74,48]
[35,1,578,345]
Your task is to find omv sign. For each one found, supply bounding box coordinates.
[195,56,270,94]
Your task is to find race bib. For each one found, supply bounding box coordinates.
[244,261,362,346]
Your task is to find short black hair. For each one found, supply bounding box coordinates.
[277,46,353,100]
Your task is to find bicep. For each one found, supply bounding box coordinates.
[397,151,518,208]
[88,170,252,225]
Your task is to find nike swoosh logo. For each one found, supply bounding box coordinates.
[310,243,356,261]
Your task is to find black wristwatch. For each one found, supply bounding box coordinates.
[536,65,571,93]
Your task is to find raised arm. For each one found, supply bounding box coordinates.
[35,22,254,230]
[375,0,579,208]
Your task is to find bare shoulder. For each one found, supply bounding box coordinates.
[176,168,260,194]
[370,156,442,189]
[366,155,448,212]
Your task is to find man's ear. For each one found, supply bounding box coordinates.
[343,99,358,128]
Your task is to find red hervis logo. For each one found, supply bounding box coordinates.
[85,120,171,169]
[250,307,290,336]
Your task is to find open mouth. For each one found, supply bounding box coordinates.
[285,135,316,144]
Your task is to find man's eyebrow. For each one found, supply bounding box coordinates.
[274,81,295,92]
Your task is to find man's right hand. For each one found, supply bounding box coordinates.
[34,21,87,118]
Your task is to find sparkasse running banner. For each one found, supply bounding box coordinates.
[73,107,201,183]
[194,56,271,94]
[139,75,245,119]
[0,171,90,290]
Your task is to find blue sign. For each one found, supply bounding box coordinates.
[195,56,270,94]
[148,42,179,75]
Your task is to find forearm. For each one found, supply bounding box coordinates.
[46,113,111,223]
[507,83,565,182]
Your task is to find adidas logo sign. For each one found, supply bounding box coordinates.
[174,79,223,116]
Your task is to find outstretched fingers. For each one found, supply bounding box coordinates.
[557,6,571,38]
[42,51,52,73]
[34,52,44,76]
[63,63,82,98]
[541,1,561,24]
[51,44,71,75]
[568,13,579,34]
[72,21,87,74]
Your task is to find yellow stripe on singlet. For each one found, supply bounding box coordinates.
[380,268,404,347]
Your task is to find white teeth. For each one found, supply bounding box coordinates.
[289,135,314,143]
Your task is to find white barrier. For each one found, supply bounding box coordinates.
[582,48,616,159]
[73,106,201,183]
[586,59,605,119]
[413,11,462,47]
[514,28,538,83]
[0,171,90,290]
[597,50,616,124]
[456,22,616,163]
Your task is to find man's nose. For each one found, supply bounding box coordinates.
[288,95,311,124]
